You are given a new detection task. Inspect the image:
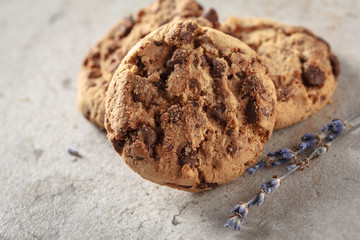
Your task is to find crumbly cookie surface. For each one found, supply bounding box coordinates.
[105,20,277,192]
[221,17,340,129]
[77,0,218,129]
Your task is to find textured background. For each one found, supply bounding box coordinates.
[1,0,360,239]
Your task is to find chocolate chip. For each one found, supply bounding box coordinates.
[189,78,199,89]
[200,55,207,67]
[203,8,219,27]
[302,65,325,87]
[186,22,198,33]
[226,128,235,136]
[166,144,173,151]
[91,51,101,60]
[107,44,118,55]
[167,50,187,68]
[212,103,227,123]
[156,70,170,93]
[330,54,340,78]
[88,71,102,79]
[154,41,162,46]
[111,138,125,154]
[136,57,148,77]
[135,156,144,160]
[245,99,259,124]
[140,126,157,146]
[117,16,134,39]
[210,60,225,79]
[179,145,197,167]
[191,101,199,108]
[179,31,193,43]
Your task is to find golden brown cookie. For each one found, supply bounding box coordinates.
[221,17,340,129]
[105,20,277,192]
[77,0,219,129]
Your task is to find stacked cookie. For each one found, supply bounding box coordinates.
[77,0,340,192]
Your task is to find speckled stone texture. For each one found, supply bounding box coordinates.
[1,0,360,239]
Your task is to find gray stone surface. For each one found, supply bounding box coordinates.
[1,0,360,239]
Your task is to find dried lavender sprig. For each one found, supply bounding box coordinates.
[225,121,360,232]
[247,115,355,175]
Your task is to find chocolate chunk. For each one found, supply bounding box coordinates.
[166,144,173,151]
[91,51,101,60]
[330,54,340,78]
[179,31,193,43]
[136,57,148,77]
[186,22,198,32]
[111,138,125,154]
[117,16,134,39]
[135,156,144,160]
[156,70,170,92]
[179,145,197,167]
[88,71,102,79]
[200,55,207,67]
[226,128,235,136]
[140,126,157,146]
[302,65,325,87]
[191,101,199,108]
[210,60,225,78]
[107,43,118,55]
[245,99,259,124]
[154,41,162,46]
[167,50,187,68]
[189,78,199,89]
[212,103,226,123]
[203,8,219,27]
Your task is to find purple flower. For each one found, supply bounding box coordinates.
[231,203,249,221]
[261,177,281,194]
[248,192,266,207]
[271,149,295,166]
[224,216,241,231]
[323,119,345,142]
[297,138,317,154]
[247,161,266,174]
[301,133,316,141]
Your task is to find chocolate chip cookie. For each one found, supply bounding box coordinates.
[221,17,340,129]
[77,0,219,129]
[105,20,277,192]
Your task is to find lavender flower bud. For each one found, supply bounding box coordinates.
[321,124,329,133]
[272,151,295,166]
[248,192,266,207]
[231,203,248,221]
[247,161,266,174]
[261,177,281,194]
[224,216,241,231]
[297,138,317,154]
[301,133,316,141]
[268,151,276,157]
